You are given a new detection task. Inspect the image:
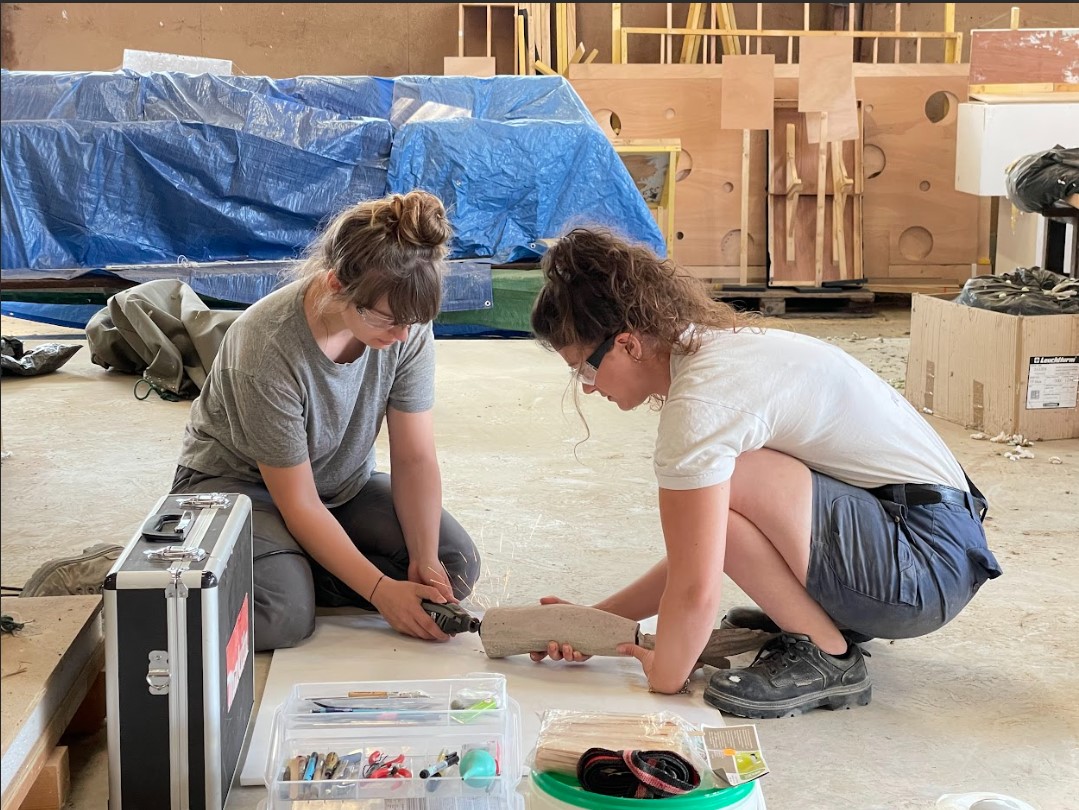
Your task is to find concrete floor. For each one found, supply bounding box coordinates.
[1,303,1076,810]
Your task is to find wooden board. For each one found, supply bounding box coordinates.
[767,192,857,286]
[572,64,978,284]
[569,75,768,269]
[719,54,775,131]
[777,69,979,281]
[969,28,1079,86]
[444,56,497,76]
[805,83,860,143]
[18,746,69,810]
[770,103,861,195]
[797,37,854,113]
[1,597,103,810]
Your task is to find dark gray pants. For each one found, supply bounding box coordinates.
[172,466,481,652]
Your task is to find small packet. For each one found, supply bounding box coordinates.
[702,725,769,786]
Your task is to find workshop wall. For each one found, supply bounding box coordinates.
[4,4,1076,78]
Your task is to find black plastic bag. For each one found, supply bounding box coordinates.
[1,335,82,376]
[956,267,1079,316]
[1004,145,1079,214]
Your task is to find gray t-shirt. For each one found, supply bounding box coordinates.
[177,277,435,506]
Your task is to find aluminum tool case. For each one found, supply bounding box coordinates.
[105,492,254,810]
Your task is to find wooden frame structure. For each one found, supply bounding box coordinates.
[615,3,963,66]
[459,3,521,74]
[612,138,682,258]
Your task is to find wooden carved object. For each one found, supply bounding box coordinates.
[479,604,774,668]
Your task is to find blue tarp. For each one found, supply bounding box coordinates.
[1,69,664,307]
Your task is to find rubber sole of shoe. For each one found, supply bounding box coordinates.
[19,544,124,597]
[703,681,872,720]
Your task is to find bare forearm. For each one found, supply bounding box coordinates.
[593,558,669,620]
[391,457,443,563]
[650,590,721,693]
[284,504,383,600]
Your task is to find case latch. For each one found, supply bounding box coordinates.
[147,650,170,695]
[144,546,208,563]
[176,493,231,509]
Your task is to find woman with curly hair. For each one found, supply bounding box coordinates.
[528,227,1001,719]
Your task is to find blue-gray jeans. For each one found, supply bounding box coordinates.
[806,471,1002,639]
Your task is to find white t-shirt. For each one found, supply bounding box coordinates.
[653,327,968,492]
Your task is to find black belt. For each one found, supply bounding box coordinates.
[870,483,972,510]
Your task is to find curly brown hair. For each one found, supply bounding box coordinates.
[530,227,747,356]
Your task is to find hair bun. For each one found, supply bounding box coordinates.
[373,190,451,249]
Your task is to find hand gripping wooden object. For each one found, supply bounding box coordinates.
[478,604,774,668]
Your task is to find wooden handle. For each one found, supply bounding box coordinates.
[479,605,640,658]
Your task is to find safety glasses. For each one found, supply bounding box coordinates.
[575,335,616,387]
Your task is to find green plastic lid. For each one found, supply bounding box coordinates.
[531,770,756,810]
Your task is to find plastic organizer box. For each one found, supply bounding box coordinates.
[265,674,523,809]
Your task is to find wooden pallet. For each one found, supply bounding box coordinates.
[710,285,874,317]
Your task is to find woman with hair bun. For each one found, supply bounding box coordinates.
[172,190,480,650]
[527,227,1001,719]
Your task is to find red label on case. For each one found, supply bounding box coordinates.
[225,594,250,712]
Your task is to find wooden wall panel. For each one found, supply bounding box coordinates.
[573,64,977,285]
[776,66,977,283]
[0,3,459,77]
[570,75,768,273]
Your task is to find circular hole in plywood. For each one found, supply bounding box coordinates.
[899,226,934,261]
[676,231,685,240]
[720,230,756,263]
[675,149,693,182]
[664,108,676,120]
[924,91,959,125]
[919,180,931,191]
[722,182,734,193]
[864,144,886,180]
[593,108,623,137]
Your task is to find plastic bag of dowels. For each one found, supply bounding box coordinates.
[530,709,718,788]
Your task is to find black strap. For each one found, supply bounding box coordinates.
[577,748,700,799]
[963,471,989,522]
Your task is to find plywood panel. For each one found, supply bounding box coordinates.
[969,28,1079,85]
[797,37,854,113]
[770,103,859,194]
[720,54,775,131]
[0,3,460,78]
[768,192,856,286]
[777,70,979,280]
[575,65,975,281]
[444,56,497,76]
[1,597,103,810]
[571,75,768,269]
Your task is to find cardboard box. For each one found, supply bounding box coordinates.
[906,295,1079,440]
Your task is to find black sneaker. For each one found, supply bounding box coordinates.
[704,633,872,719]
[721,606,875,645]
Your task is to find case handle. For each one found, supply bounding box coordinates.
[142,510,194,542]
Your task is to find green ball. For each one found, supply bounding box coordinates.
[460,749,497,789]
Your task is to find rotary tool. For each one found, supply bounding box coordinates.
[420,600,481,635]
